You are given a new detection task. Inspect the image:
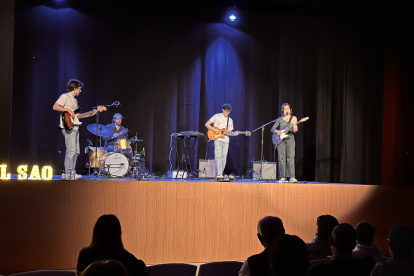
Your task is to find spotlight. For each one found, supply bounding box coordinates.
[225,7,239,25]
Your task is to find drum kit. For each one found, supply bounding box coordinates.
[85,124,148,179]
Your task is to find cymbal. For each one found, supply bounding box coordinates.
[130,138,144,142]
[87,124,113,137]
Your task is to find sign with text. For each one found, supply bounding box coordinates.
[0,165,53,180]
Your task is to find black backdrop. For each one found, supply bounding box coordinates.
[10,1,387,183]
[0,0,14,164]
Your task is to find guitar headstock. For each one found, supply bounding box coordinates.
[97,106,107,112]
[299,117,309,123]
[245,131,252,136]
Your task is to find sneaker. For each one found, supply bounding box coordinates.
[289,177,298,183]
[279,178,286,183]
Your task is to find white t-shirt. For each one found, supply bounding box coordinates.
[56,93,79,129]
[209,113,234,143]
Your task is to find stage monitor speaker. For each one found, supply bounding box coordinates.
[251,161,277,180]
[199,159,215,178]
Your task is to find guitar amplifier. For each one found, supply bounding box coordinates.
[199,159,216,178]
[251,161,277,180]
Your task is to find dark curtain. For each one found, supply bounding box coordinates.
[0,0,14,164]
[11,4,387,183]
[381,11,414,185]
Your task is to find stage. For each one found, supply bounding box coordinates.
[1,178,413,273]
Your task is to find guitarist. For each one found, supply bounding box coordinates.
[205,103,239,178]
[104,113,129,152]
[271,103,298,183]
[53,79,98,179]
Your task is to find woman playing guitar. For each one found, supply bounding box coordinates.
[271,103,298,183]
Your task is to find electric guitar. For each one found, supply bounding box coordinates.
[208,126,251,141]
[272,117,309,146]
[61,106,107,130]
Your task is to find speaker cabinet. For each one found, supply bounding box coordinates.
[251,161,277,180]
[199,159,216,178]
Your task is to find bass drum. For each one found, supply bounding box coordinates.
[100,152,129,177]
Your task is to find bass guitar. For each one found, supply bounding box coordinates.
[208,126,251,141]
[272,117,309,146]
[62,106,107,130]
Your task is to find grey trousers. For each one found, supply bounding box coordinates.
[277,135,295,178]
[214,140,229,176]
[62,128,80,173]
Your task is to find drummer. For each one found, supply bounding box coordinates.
[104,113,129,152]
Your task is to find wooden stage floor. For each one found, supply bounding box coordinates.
[1,178,413,273]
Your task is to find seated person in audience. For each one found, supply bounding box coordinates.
[239,216,285,276]
[77,214,148,276]
[352,221,384,259]
[371,224,414,276]
[308,223,375,276]
[306,215,339,261]
[81,260,127,276]
[269,234,308,276]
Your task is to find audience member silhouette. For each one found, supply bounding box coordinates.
[76,214,148,276]
[80,260,128,276]
[239,216,285,276]
[371,224,414,276]
[308,223,375,276]
[306,215,339,261]
[269,234,308,276]
[352,221,384,259]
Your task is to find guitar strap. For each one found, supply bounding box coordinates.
[287,115,293,133]
[226,117,229,130]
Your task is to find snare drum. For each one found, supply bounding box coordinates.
[114,139,132,154]
[86,146,107,168]
[100,152,129,177]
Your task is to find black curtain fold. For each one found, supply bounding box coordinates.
[0,0,14,164]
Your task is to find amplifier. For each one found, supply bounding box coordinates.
[251,161,277,180]
[199,159,216,178]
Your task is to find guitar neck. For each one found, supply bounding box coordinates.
[77,110,95,119]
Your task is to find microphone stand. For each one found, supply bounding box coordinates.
[251,118,278,180]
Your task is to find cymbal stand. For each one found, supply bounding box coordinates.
[129,132,147,179]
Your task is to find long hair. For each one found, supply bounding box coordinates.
[90,214,124,250]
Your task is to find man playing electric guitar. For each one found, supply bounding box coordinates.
[205,103,239,178]
[271,103,298,183]
[53,79,102,179]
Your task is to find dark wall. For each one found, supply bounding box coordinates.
[0,0,14,164]
[11,3,386,183]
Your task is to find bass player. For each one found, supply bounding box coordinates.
[271,103,298,183]
[205,103,239,178]
[53,79,99,179]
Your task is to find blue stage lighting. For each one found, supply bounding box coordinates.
[225,7,239,25]
[229,14,237,22]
